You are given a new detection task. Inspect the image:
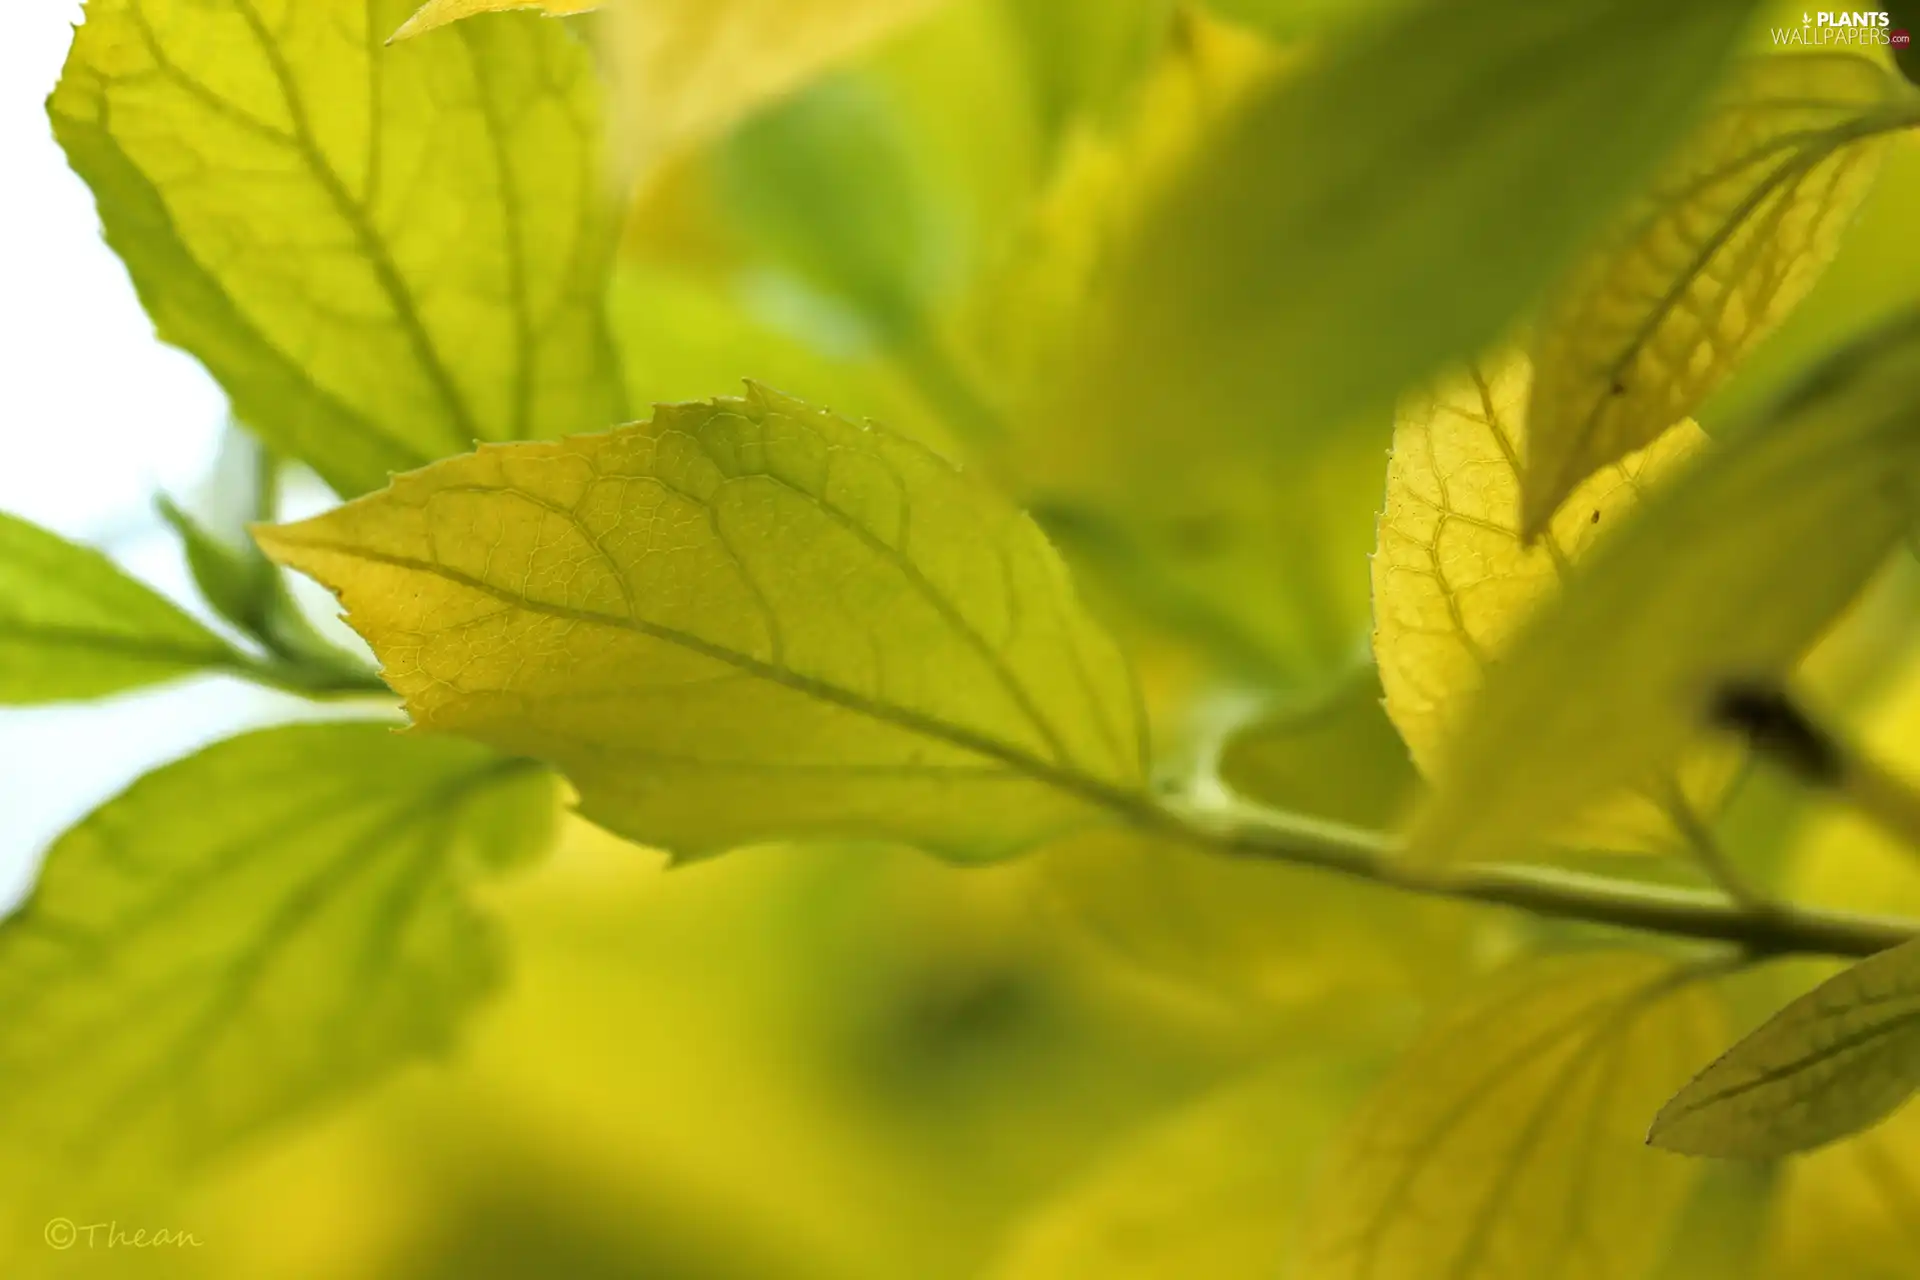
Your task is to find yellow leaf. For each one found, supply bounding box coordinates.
[50,0,623,498]
[1296,951,1726,1280]
[600,0,950,177]
[1523,53,1902,538]
[258,384,1146,863]
[1650,936,1920,1159]
[984,1053,1367,1280]
[391,0,600,42]
[1372,350,1729,853]
[1769,1100,1920,1277]
[1406,309,1920,869]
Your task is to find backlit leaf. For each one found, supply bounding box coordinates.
[1373,352,1732,853]
[1409,309,1920,867]
[1073,0,1762,453]
[977,16,1380,685]
[1650,937,1920,1159]
[984,1053,1368,1280]
[258,384,1147,863]
[51,0,623,497]
[1523,53,1902,537]
[599,0,950,177]
[0,722,556,1176]
[0,511,238,705]
[1296,952,1726,1280]
[391,0,600,42]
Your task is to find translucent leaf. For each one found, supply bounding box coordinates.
[984,1054,1366,1280]
[1296,952,1726,1280]
[50,0,623,497]
[1373,352,1735,854]
[975,16,1380,685]
[1651,937,1920,1159]
[258,384,1146,863]
[599,0,949,177]
[1408,310,1920,867]
[1523,53,1901,537]
[0,512,237,705]
[0,722,556,1176]
[391,0,600,42]
[1070,0,1763,453]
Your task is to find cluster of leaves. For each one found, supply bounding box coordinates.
[11,0,1920,1272]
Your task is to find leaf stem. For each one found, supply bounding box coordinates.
[1095,790,1914,961]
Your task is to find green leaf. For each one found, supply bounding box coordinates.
[1522,53,1905,538]
[157,494,278,638]
[50,0,623,498]
[1296,952,1727,1280]
[716,76,952,341]
[258,383,1147,863]
[1409,309,1920,867]
[0,511,238,705]
[0,722,556,1176]
[1072,0,1763,450]
[1651,937,1920,1159]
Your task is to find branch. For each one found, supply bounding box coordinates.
[1096,790,1916,961]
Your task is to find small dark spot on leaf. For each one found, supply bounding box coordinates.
[1590,510,1601,525]
[1609,380,1628,396]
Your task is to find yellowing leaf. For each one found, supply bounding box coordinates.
[600,0,949,176]
[984,1053,1366,1280]
[1769,1099,1920,1278]
[258,384,1146,863]
[51,0,623,498]
[391,0,600,42]
[1372,352,1729,853]
[0,722,556,1177]
[1408,310,1920,868]
[1070,0,1762,455]
[1296,952,1726,1280]
[1523,53,1902,537]
[1650,937,1920,1159]
[0,511,239,704]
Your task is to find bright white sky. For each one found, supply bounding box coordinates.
[0,2,296,908]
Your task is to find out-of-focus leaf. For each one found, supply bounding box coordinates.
[976,15,1377,686]
[1768,1099,1920,1278]
[259,385,1146,864]
[390,0,600,42]
[50,0,622,497]
[157,494,278,638]
[1215,669,1416,831]
[0,722,556,1176]
[983,1053,1369,1280]
[601,0,949,177]
[1296,952,1726,1280]
[1651,937,1920,1158]
[1072,0,1763,455]
[1523,53,1902,537]
[1040,674,1459,1016]
[717,77,954,342]
[996,0,1176,144]
[0,511,237,705]
[1408,310,1920,867]
[1373,352,1734,854]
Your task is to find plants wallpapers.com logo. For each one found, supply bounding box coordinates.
[1772,10,1912,46]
